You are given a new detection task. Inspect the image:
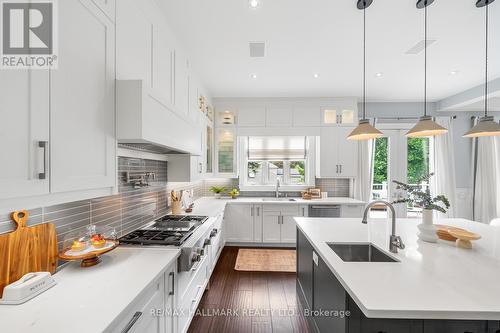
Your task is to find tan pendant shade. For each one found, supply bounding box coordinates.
[406,116,448,138]
[463,116,500,138]
[347,119,384,141]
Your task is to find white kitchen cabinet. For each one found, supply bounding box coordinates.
[50,0,116,192]
[224,204,262,242]
[262,205,299,244]
[293,106,322,127]
[166,154,203,182]
[107,274,166,333]
[262,211,281,243]
[321,108,357,126]
[174,50,189,117]
[266,106,293,127]
[317,127,358,178]
[237,106,266,127]
[0,70,49,199]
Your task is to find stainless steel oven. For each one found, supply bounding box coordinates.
[308,205,341,217]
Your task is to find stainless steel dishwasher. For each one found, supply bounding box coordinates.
[308,205,341,217]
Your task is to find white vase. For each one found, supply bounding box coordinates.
[214,193,221,199]
[417,209,438,243]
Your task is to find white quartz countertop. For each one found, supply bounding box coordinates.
[0,247,180,333]
[296,217,500,320]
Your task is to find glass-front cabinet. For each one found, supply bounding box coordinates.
[216,128,235,174]
[206,125,213,173]
[322,108,356,126]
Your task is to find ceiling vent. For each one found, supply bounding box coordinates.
[249,42,265,57]
[405,39,436,55]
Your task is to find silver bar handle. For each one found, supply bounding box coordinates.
[121,311,142,333]
[336,165,339,174]
[251,207,254,217]
[38,141,48,180]
[340,165,342,174]
[256,207,260,217]
[168,271,175,296]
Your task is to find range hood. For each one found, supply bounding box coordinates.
[117,142,187,155]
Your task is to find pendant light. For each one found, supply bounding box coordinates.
[463,0,500,137]
[347,0,384,141]
[406,0,448,138]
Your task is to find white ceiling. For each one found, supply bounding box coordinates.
[159,0,500,101]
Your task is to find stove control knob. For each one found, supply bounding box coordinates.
[210,229,218,238]
[195,247,204,256]
[204,238,211,246]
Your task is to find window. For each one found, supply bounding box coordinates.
[242,136,311,186]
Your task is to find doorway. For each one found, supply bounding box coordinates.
[371,128,433,218]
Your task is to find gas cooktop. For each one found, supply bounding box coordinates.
[118,214,208,246]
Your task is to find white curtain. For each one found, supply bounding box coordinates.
[473,116,500,223]
[355,139,374,202]
[432,117,457,218]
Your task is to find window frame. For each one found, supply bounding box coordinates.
[238,136,315,191]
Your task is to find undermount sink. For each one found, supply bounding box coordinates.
[327,243,399,262]
[262,198,297,202]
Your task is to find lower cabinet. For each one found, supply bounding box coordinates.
[262,205,299,244]
[224,204,262,242]
[106,263,177,333]
[296,229,496,333]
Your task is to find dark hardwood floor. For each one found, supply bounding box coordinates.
[188,246,311,333]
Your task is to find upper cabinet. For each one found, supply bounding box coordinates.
[50,0,116,192]
[0,71,49,199]
[317,127,358,178]
[0,0,116,200]
[267,106,293,127]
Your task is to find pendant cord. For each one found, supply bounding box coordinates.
[424,4,427,117]
[363,6,366,119]
[484,4,489,117]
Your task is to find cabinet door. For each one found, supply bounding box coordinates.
[253,205,263,242]
[0,70,49,199]
[262,211,281,243]
[174,50,189,116]
[336,127,358,178]
[341,205,363,218]
[313,254,347,333]
[423,320,488,333]
[281,215,297,243]
[318,127,338,177]
[128,281,165,333]
[297,230,314,311]
[50,0,116,192]
[224,205,255,242]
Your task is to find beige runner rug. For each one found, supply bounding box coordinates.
[234,248,296,272]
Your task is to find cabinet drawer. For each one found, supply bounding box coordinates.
[341,205,363,218]
[106,274,165,333]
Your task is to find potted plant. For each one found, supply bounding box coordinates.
[228,188,240,199]
[392,173,450,243]
[210,186,226,199]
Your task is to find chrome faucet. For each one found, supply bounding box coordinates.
[275,178,281,198]
[362,200,405,254]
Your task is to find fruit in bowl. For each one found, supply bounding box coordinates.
[71,240,87,252]
[90,234,106,248]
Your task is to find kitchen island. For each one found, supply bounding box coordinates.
[295,217,500,333]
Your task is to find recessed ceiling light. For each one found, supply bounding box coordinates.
[450,70,459,75]
[248,0,261,9]
[375,72,383,77]
[251,74,257,79]
[313,73,319,78]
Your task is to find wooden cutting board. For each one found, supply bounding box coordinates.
[0,210,58,298]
